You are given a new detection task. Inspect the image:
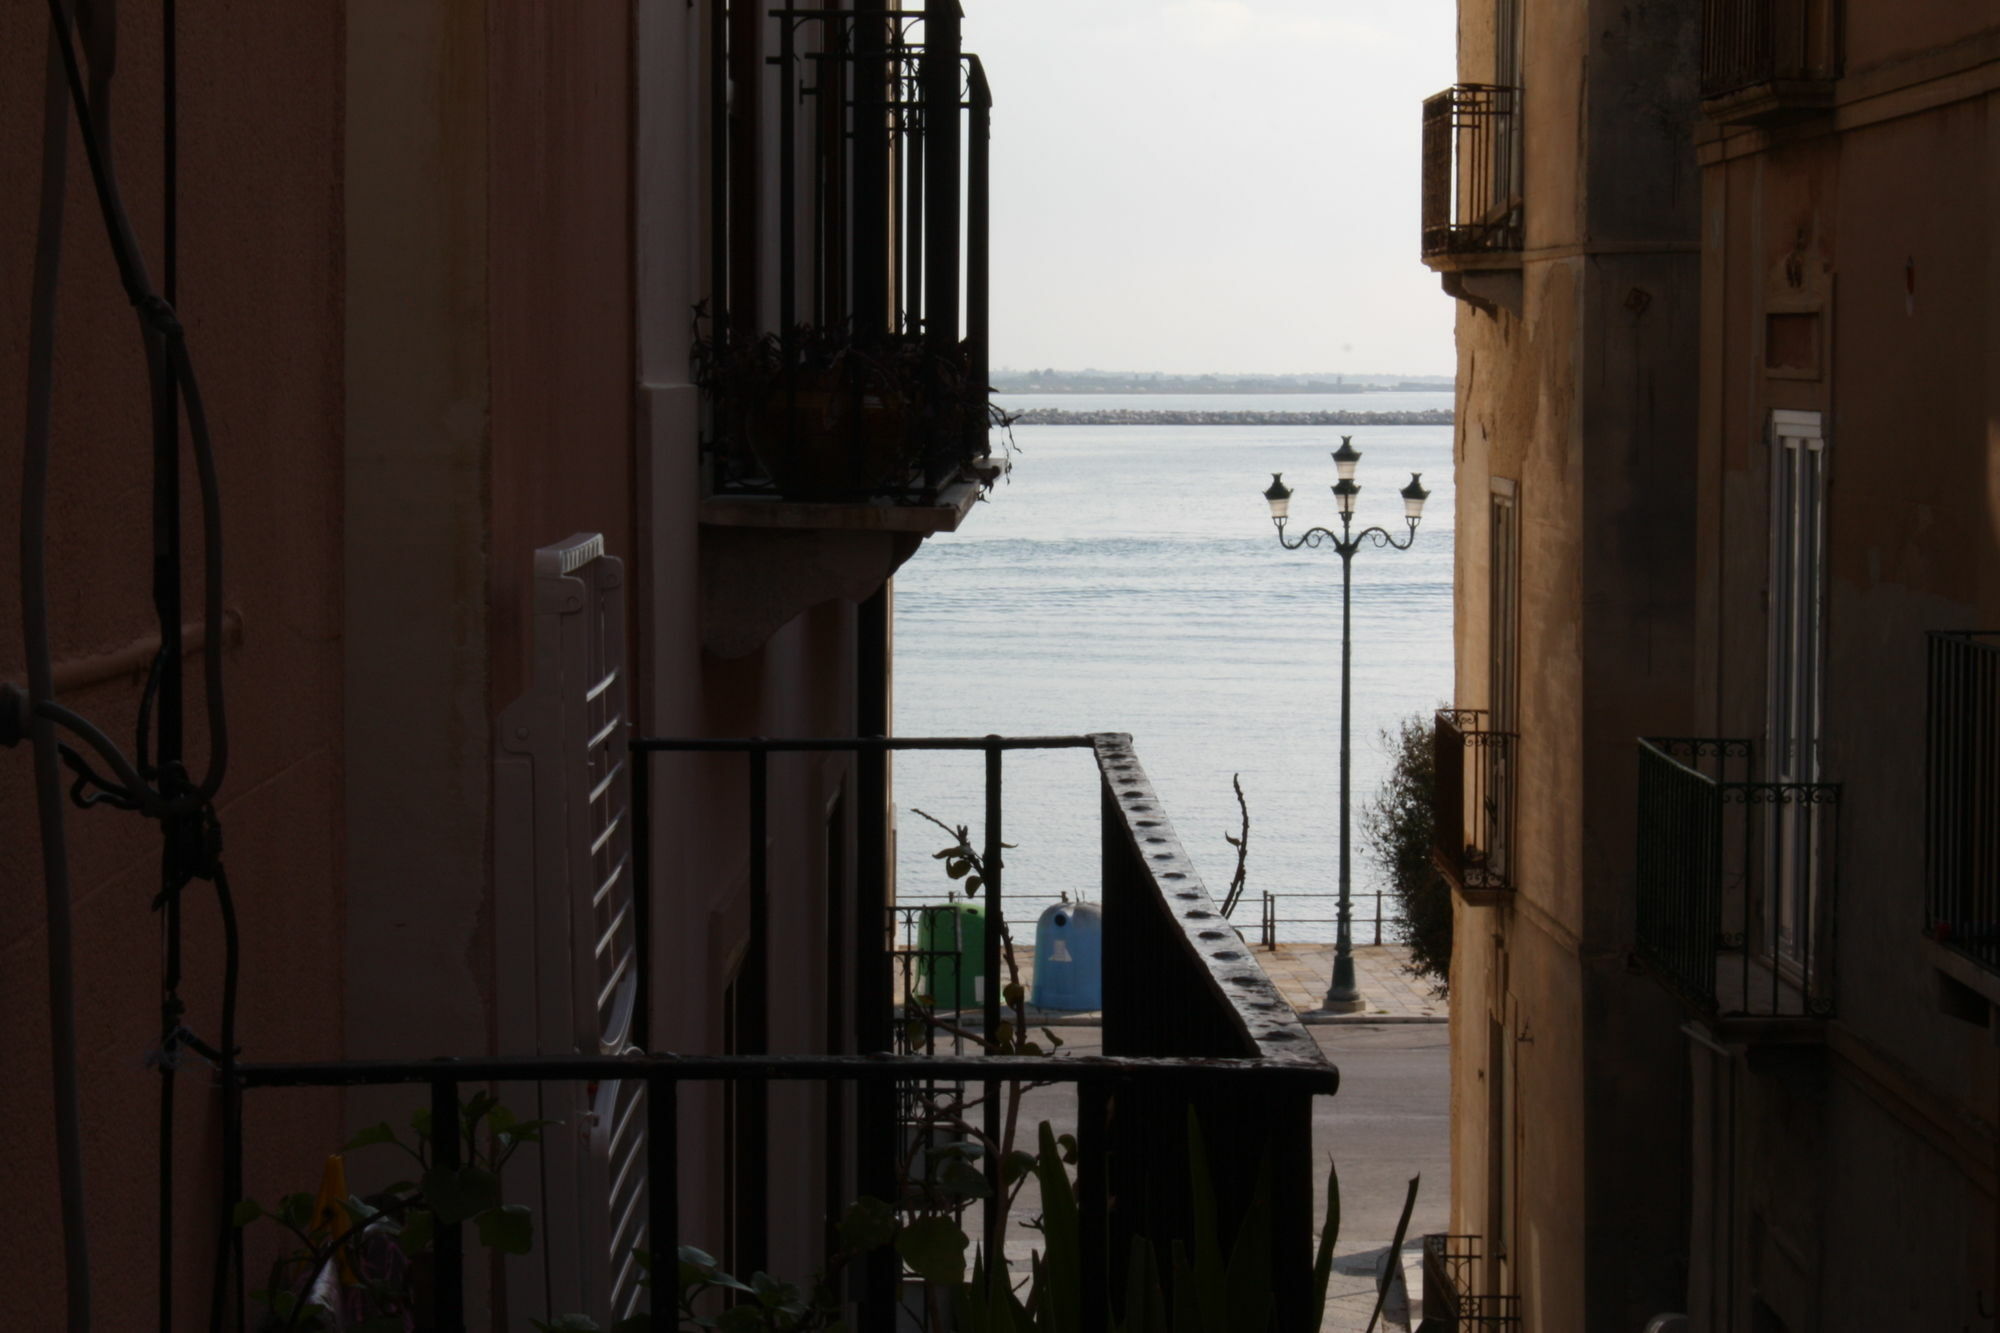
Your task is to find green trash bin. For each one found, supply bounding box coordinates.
[915,902,986,1010]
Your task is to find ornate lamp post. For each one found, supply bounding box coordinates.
[1262,438,1430,1011]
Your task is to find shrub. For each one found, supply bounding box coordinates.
[1361,710,1452,996]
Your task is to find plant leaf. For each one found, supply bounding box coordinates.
[897,1215,969,1286]
[423,1165,499,1224]
[1311,1154,1342,1324]
[342,1122,398,1153]
[476,1202,534,1255]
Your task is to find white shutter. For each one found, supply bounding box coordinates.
[496,533,648,1324]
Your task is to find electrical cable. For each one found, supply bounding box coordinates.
[23,6,95,1327]
[19,3,242,1328]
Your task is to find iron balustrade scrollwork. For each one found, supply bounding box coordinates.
[1635,737,1841,1022]
[1420,1233,1521,1330]
[1925,631,2000,972]
[1420,84,1523,262]
[1434,709,1518,903]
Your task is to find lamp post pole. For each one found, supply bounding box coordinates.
[1263,439,1429,1012]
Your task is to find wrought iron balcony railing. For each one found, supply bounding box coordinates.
[1926,631,2000,972]
[1435,709,1517,904]
[1700,0,1836,120]
[222,734,1335,1330]
[1420,85,1523,266]
[1635,738,1841,1023]
[702,9,998,504]
[1421,1234,1521,1330]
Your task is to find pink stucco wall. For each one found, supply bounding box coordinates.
[0,3,347,1326]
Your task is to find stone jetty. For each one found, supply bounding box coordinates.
[1012,408,1453,426]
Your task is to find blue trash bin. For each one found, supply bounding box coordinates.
[1031,898,1103,1011]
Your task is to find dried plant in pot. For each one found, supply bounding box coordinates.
[692,310,1007,501]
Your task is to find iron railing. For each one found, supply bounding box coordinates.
[1421,1234,1520,1330]
[1926,631,2000,971]
[1700,0,1835,103]
[1435,709,1517,902]
[1255,889,1387,949]
[223,734,1334,1330]
[1635,738,1841,1020]
[704,6,995,502]
[1420,85,1522,262]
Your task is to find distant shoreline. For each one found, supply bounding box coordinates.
[1011,408,1454,427]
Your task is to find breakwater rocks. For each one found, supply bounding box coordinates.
[1012,408,1454,427]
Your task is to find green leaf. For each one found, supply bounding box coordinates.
[1056,1134,1078,1166]
[1003,1150,1038,1186]
[1002,983,1025,1010]
[337,1196,382,1226]
[937,1155,992,1201]
[947,859,971,880]
[476,1202,534,1255]
[610,1318,653,1333]
[1311,1155,1342,1323]
[965,876,984,893]
[423,1165,499,1223]
[1031,1121,1082,1333]
[398,1207,434,1255]
[462,1090,498,1127]
[277,1192,316,1230]
[231,1199,263,1228]
[342,1122,399,1153]
[409,1107,433,1141]
[1041,1028,1065,1050]
[838,1197,898,1254]
[531,1318,603,1332]
[897,1215,969,1286]
[1184,1110,1228,1333]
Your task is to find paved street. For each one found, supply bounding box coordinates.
[993,1022,1450,1331]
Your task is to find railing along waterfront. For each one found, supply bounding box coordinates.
[1434,709,1516,903]
[222,734,1334,1331]
[1420,84,1522,262]
[1421,1234,1521,1330]
[1926,631,2000,972]
[1635,738,1841,1021]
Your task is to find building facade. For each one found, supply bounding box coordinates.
[1432,1,2000,1329]
[1423,0,1706,1327]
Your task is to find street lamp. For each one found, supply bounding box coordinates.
[1261,438,1430,1012]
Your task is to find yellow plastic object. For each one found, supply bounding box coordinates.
[307,1153,357,1284]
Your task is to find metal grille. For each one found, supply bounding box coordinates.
[1635,738,1840,1019]
[1420,85,1522,261]
[1435,709,1517,899]
[1926,631,2000,971]
[1701,0,1775,98]
[1421,1234,1521,1330]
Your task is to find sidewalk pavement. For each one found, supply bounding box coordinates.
[907,941,1447,1027]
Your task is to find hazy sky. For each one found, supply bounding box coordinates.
[963,0,1457,376]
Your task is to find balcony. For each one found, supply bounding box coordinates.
[1700,0,1837,124]
[1420,85,1522,270]
[1421,1234,1521,1330]
[1635,738,1841,1028]
[1925,631,2000,975]
[701,17,999,512]
[228,734,1336,1329]
[1435,709,1517,905]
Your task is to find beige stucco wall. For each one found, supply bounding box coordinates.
[1445,0,1701,1328]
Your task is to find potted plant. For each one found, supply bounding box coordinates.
[692,309,1011,501]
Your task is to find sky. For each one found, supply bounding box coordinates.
[962,0,1459,377]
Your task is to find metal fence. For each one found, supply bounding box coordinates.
[220,733,1336,1330]
[1420,84,1523,261]
[1421,1233,1521,1330]
[1635,738,1841,1020]
[1254,889,1389,950]
[1700,0,1775,98]
[1926,631,2000,972]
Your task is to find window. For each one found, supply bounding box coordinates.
[1765,410,1826,966]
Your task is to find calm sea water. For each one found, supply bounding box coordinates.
[892,393,1456,943]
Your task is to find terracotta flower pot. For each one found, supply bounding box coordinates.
[748,374,914,498]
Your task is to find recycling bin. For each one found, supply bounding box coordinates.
[915,902,986,1010]
[1031,898,1103,1011]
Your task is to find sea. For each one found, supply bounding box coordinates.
[891,392,1457,944]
